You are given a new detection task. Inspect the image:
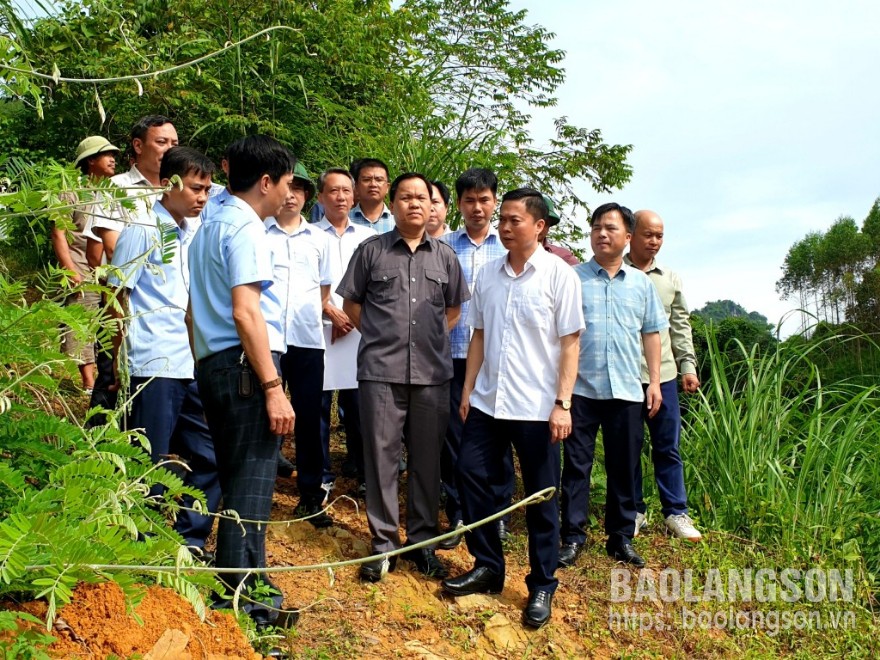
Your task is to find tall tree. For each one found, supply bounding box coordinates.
[0,0,631,249]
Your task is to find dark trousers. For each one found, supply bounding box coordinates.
[636,379,688,517]
[197,346,283,619]
[321,388,363,481]
[442,358,514,524]
[562,395,643,548]
[458,408,561,594]
[359,380,449,552]
[280,346,325,503]
[85,339,118,428]
[126,376,220,547]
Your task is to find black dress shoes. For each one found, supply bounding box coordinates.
[293,500,333,529]
[441,567,504,596]
[401,546,448,579]
[359,555,397,582]
[607,542,646,567]
[437,520,465,550]
[522,589,553,628]
[557,542,584,568]
[497,519,510,543]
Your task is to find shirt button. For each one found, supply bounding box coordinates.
[411,297,416,303]
[411,277,416,282]
[411,320,416,325]
[383,276,388,281]
[411,341,416,347]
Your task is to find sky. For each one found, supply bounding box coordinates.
[511,0,880,335]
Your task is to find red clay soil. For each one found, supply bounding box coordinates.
[6,581,260,659]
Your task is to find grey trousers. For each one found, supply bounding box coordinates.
[359,380,450,553]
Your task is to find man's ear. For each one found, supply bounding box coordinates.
[132,138,144,156]
[259,173,272,195]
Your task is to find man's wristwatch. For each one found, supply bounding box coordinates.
[555,398,572,411]
[261,377,283,391]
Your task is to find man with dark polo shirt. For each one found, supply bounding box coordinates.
[337,172,469,583]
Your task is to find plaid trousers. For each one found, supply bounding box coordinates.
[198,346,283,619]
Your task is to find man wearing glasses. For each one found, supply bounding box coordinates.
[350,158,395,234]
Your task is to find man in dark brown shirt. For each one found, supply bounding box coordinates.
[338,172,469,583]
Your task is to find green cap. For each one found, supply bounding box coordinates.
[542,194,561,226]
[74,136,120,166]
[293,161,315,201]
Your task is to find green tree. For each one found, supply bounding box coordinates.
[0,0,631,247]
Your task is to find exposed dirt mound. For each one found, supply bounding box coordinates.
[8,581,259,659]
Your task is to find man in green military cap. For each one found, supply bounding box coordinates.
[264,162,336,525]
[539,194,579,266]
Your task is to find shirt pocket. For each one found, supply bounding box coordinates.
[424,269,449,306]
[516,293,550,329]
[370,268,400,303]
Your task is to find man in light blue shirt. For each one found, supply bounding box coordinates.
[437,168,510,549]
[188,135,296,629]
[349,158,395,234]
[266,162,334,527]
[560,203,667,570]
[108,146,219,557]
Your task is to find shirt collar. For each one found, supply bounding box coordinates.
[352,203,391,220]
[390,227,432,250]
[127,164,150,187]
[266,215,310,235]
[224,194,263,225]
[623,252,663,274]
[153,200,199,237]
[316,216,354,234]
[455,226,500,246]
[587,256,629,279]
[500,243,548,277]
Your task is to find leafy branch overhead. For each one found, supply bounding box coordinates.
[0,0,631,242]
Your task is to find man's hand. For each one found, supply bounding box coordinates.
[645,383,662,418]
[459,385,471,423]
[265,386,295,436]
[681,373,700,394]
[324,304,354,344]
[549,407,571,444]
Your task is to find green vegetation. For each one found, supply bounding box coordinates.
[681,329,879,585]
[0,261,218,654]
[1,0,879,655]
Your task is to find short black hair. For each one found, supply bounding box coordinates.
[590,202,635,233]
[224,135,295,193]
[431,180,450,206]
[455,168,498,199]
[351,158,389,182]
[318,167,356,193]
[130,115,174,146]
[159,146,215,181]
[389,172,432,202]
[500,187,547,222]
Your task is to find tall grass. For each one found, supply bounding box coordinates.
[683,330,880,586]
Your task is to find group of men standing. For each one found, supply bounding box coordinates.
[57,115,703,633]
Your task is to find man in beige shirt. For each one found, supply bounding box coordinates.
[625,209,702,542]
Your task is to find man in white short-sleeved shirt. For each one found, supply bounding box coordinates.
[442,188,584,630]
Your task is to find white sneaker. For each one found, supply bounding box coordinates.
[665,513,702,542]
[633,512,648,537]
